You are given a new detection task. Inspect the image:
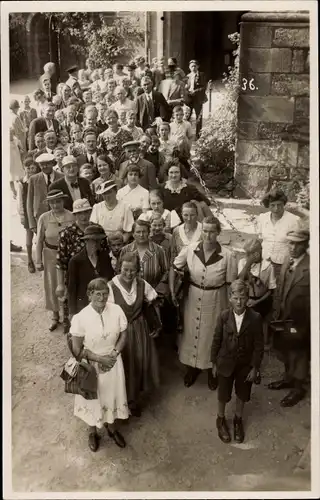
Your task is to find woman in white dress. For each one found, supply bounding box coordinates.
[116,164,149,219]
[71,277,129,452]
[171,201,202,262]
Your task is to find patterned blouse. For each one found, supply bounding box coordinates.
[97,128,133,165]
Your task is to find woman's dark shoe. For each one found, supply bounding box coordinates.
[268,379,294,390]
[208,370,218,391]
[28,261,36,273]
[107,429,126,448]
[49,319,59,331]
[88,432,100,452]
[280,388,306,407]
[184,367,200,387]
[216,416,231,443]
[129,402,141,417]
[233,416,245,443]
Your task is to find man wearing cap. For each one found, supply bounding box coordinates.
[158,59,187,110]
[268,229,310,407]
[65,65,79,90]
[26,153,63,232]
[186,60,207,138]
[49,155,94,212]
[117,141,157,191]
[28,103,60,150]
[135,76,171,131]
[68,224,114,317]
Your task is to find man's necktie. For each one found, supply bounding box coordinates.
[89,156,94,165]
[288,258,295,273]
[71,181,79,188]
[47,176,51,188]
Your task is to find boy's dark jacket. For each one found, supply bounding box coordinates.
[211,307,264,377]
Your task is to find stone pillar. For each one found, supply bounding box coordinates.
[235,12,309,199]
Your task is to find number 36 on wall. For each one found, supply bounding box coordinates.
[241,78,256,91]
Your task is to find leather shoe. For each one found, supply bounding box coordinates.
[280,388,306,407]
[184,367,200,387]
[28,261,36,273]
[233,416,245,443]
[107,429,126,448]
[49,320,59,331]
[208,370,218,391]
[216,416,231,443]
[268,379,294,390]
[88,432,100,452]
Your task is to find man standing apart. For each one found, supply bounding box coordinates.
[185,60,207,138]
[135,76,171,131]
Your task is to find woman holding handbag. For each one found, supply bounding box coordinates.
[70,277,129,452]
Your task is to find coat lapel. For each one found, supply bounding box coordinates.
[282,254,309,303]
[193,242,223,267]
[238,308,251,336]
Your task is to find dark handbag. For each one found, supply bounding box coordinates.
[60,340,98,400]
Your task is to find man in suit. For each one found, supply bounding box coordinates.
[39,73,56,102]
[117,141,157,191]
[27,153,63,232]
[76,130,98,169]
[211,279,264,443]
[268,229,310,407]
[158,59,187,110]
[185,60,207,138]
[135,76,171,131]
[28,103,60,151]
[43,130,58,155]
[49,155,95,211]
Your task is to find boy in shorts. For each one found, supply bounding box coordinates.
[211,279,264,443]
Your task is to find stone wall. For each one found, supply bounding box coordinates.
[235,11,310,199]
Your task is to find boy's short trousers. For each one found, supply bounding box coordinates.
[218,364,253,403]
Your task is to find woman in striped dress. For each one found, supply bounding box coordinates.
[108,252,160,417]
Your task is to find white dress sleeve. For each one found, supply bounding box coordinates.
[70,312,86,337]
[122,205,134,233]
[107,283,115,303]
[90,203,98,224]
[118,307,128,332]
[173,245,189,270]
[143,280,158,302]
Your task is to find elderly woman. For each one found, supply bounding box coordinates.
[160,160,211,220]
[111,86,135,116]
[108,252,160,417]
[90,180,134,243]
[35,189,74,331]
[116,164,149,220]
[97,110,133,166]
[70,277,128,452]
[119,219,168,295]
[257,188,300,280]
[171,201,202,261]
[68,224,114,318]
[169,215,238,389]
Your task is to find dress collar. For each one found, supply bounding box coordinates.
[164,179,187,193]
[194,241,223,267]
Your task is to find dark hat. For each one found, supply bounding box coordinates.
[66,65,78,74]
[167,58,177,67]
[81,224,106,240]
[286,230,310,242]
[127,61,137,70]
[122,141,141,150]
[45,189,69,202]
[96,179,117,195]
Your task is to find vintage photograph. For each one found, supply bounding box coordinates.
[2,0,318,496]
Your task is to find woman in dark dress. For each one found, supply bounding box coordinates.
[108,252,160,417]
[160,159,211,220]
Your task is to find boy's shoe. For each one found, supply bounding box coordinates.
[88,432,100,452]
[280,388,306,407]
[216,416,231,443]
[268,379,294,390]
[233,415,244,443]
[208,370,218,391]
[184,367,201,387]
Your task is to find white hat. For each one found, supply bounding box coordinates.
[72,199,92,214]
[62,155,77,167]
[35,153,55,163]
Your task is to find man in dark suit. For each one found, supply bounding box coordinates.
[28,103,60,151]
[117,141,157,191]
[185,60,207,138]
[39,73,56,102]
[135,76,171,131]
[268,230,310,407]
[27,153,63,232]
[49,155,95,211]
[76,130,98,169]
[211,280,264,443]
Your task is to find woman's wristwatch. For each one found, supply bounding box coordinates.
[112,348,120,357]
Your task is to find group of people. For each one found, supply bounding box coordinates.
[10,55,310,453]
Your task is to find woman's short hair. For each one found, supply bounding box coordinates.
[158,121,170,131]
[97,154,114,166]
[33,88,45,100]
[173,105,183,114]
[182,201,198,213]
[165,158,182,177]
[202,215,221,234]
[80,163,94,171]
[261,188,287,208]
[105,109,119,120]
[133,219,151,234]
[118,251,140,272]
[229,279,249,297]
[149,189,164,202]
[126,164,142,177]
[87,277,109,295]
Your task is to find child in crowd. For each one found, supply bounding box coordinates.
[96,103,108,133]
[158,122,177,162]
[53,146,67,173]
[69,123,86,156]
[91,154,116,201]
[118,110,127,127]
[93,91,103,105]
[139,189,180,232]
[183,104,192,122]
[17,158,40,272]
[170,105,193,157]
[79,163,95,184]
[54,109,65,127]
[58,129,72,153]
[10,127,25,199]
[211,279,264,444]
[121,110,143,140]
[104,91,116,108]
[107,231,125,271]
[144,134,165,179]
[82,90,94,107]
[19,95,37,132]
[149,213,172,262]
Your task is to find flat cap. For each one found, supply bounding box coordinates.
[122,141,141,149]
[62,155,77,167]
[286,230,310,242]
[35,153,55,163]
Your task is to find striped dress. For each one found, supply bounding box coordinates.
[108,276,160,404]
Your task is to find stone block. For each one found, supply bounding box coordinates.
[242,48,292,73]
[258,122,291,140]
[238,121,259,140]
[297,145,309,170]
[271,74,309,96]
[273,28,309,48]
[292,50,305,72]
[241,25,273,48]
[236,140,298,170]
[234,163,270,198]
[238,95,295,123]
[295,97,309,120]
[239,73,271,96]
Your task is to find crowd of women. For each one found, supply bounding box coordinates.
[10,55,310,452]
